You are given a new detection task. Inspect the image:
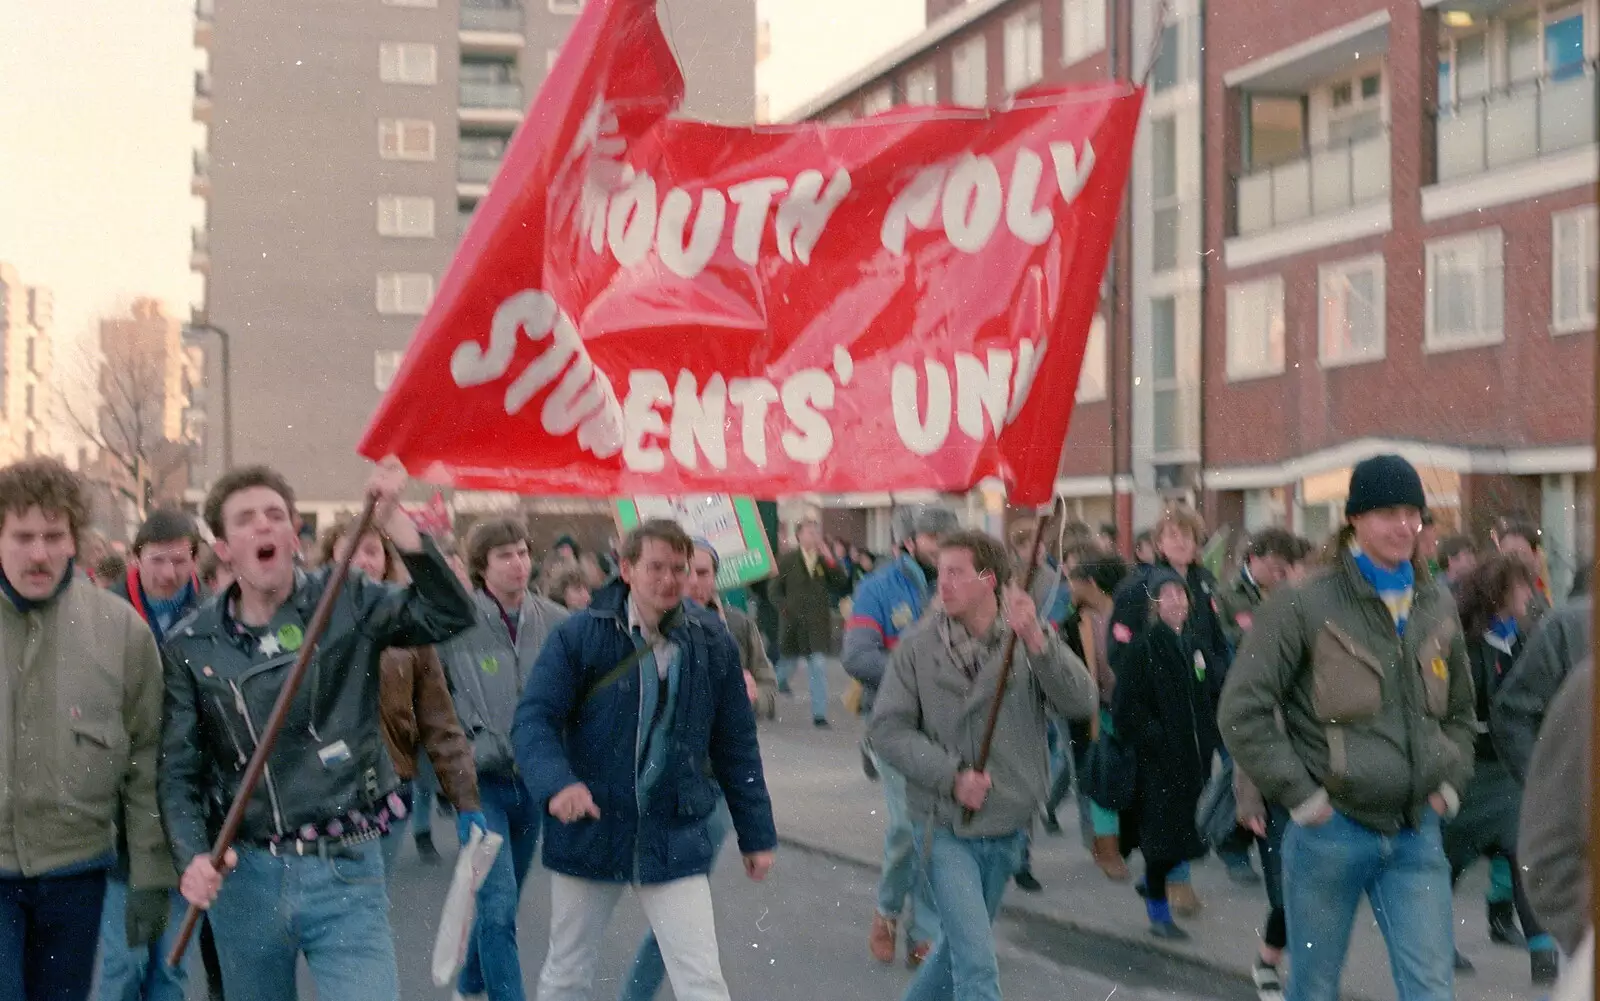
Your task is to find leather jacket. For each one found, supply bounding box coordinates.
[378,646,480,812]
[158,539,474,861]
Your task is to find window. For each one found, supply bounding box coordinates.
[375,351,403,391]
[904,65,938,106]
[1323,71,1383,144]
[25,384,35,420]
[1076,314,1108,402]
[378,118,435,160]
[25,338,35,373]
[1063,0,1106,62]
[1003,7,1043,93]
[1553,206,1598,333]
[1226,276,1286,380]
[460,56,516,83]
[1151,22,1180,91]
[379,42,437,84]
[1150,115,1179,272]
[376,273,434,315]
[549,0,583,12]
[952,35,987,107]
[1425,228,1504,351]
[1318,255,1386,366]
[376,195,435,237]
[862,85,893,116]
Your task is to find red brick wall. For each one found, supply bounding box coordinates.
[1203,0,1595,471]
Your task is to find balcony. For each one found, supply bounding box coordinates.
[1434,61,1598,189]
[194,0,213,46]
[458,155,501,185]
[192,70,212,122]
[190,226,209,273]
[191,150,210,196]
[460,3,525,57]
[1234,129,1390,236]
[459,80,524,129]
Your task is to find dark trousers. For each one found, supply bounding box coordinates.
[1258,805,1290,951]
[1144,858,1181,902]
[0,869,109,1001]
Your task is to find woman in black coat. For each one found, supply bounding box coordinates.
[1112,567,1220,940]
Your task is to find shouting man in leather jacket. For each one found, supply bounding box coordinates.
[158,459,475,1001]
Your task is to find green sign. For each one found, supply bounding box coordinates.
[614,495,777,592]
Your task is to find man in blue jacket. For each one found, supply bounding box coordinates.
[514,519,777,1001]
[847,505,959,969]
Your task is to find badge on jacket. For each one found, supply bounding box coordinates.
[1431,657,1448,680]
[891,604,913,630]
[1111,622,1133,644]
[1193,650,1206,682]
[479,654,500,675]
[277,624,304,653]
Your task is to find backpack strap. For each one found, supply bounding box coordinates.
[576,604,686,708]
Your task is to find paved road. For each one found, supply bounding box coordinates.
[191,824,1249,1000]
[375,829,1252,1001]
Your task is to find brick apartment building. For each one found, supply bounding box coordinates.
[1204,0,1597,589]
[787,0,1203,549]
[189,0,754,524]
[790,0,1595,583]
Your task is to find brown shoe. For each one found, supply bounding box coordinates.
[868,913,897,964]
[907,940,933,969]
[1169,881,1202,916]
[1092,836,1130,881]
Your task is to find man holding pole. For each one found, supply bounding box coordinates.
[869,529,1096,1001]
[158,460,476,1001]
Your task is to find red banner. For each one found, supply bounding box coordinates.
[359,0,1142,505]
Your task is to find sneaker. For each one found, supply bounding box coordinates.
[1148,920,1189,940]
[906,940,932,969]
[1014,869,1043,892]
[868,913,897,964]
[1489,901,1527,948]
[1531,949,1559,986]
[813,717,830,728]
[414,833,441,863]
[1168,881,1202,916]
[1455,950,1476,974]
[1253,961,1284,1001]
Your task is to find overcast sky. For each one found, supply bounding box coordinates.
[0,0,918,442]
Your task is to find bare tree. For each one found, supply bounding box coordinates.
[60,330,192,522]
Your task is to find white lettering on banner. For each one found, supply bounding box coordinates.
[880,140,1098,256]
[581,165,850,278]
[453,292,1054,470]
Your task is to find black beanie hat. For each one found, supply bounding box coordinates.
[1345,454,1426,518]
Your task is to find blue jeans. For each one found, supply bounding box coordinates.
[777,653,829,721]
[875,758,940,946]
[901,827,1027,1001]
[617,801,733,1001]
[96,877,189,1001]
[1284,810,1453,1001]
[0,868,108,1001]
[413,754,438,837]
[207,843,398,1001]
[458,776,542,1001]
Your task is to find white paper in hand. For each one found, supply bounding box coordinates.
[432,828,505,987]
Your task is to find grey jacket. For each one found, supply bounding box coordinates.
[1518,659,1591,955]
[1492,597,1591,783]
[868,610,1096,837]
[437,590,568,779]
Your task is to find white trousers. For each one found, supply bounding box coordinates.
[535,873,730,1001]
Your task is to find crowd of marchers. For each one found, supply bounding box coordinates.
[0,450,1593,1001]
